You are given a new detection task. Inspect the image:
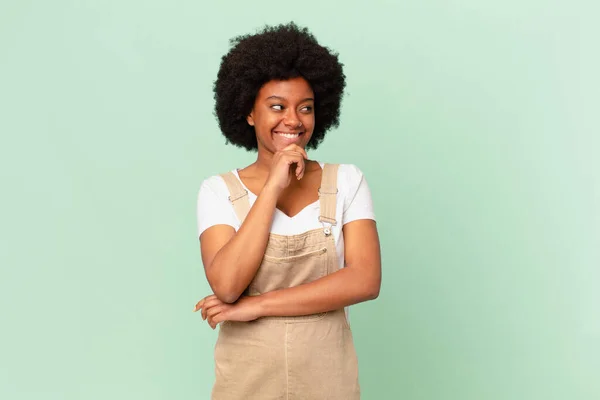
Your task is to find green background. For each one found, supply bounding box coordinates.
[1,1,598,399]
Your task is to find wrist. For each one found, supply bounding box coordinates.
[251,293,268,318]
[261,181,283,198]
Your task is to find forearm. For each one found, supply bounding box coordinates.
[207,184,280,302]
[257,265,380,317]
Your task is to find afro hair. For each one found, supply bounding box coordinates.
[213,22,346,151]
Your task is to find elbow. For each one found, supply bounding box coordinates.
[211,281,243,304]
[363,275,381,301]
[217,291,240,304]
[206,268,244,304]
[212,285,242,304]
[365,285,380,301]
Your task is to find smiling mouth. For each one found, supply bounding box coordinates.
[274,131,303,139]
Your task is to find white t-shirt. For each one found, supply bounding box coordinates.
[196,163,376,272]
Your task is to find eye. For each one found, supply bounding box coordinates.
[300,106,313,113]
[270,104,283,111]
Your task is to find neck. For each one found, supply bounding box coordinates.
[253,147,275,174]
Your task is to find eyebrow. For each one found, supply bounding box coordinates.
[266,95,314,102]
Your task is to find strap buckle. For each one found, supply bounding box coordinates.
[318,216,336,236]
[228,189,248,202]
[318,187,338,196]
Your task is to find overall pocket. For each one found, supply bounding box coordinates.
[249,247,328,295]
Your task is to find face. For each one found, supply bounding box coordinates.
[247,77,315,153]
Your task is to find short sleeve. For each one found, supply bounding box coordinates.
[196,176,240,239]
[341,164,376,225]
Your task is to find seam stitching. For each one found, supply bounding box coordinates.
[285,324,289,400]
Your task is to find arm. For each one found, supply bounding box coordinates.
[200,145,308,304]
[258,219,381,316]
[200,184,279,304]
[196,219,381,325]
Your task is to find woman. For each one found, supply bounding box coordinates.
[194,22,381,400]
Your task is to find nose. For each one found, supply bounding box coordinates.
[284,110,302,128]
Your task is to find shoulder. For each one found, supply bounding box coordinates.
[197,171,234,202]
[327,163,375,217]
[321,163,372,202]
[326,163,376,221]
[335,163,366,179]
[196,170,241,237]
[328,163,368,190]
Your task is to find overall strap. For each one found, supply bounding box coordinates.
[220,171,251,223]
[318,163,339,235]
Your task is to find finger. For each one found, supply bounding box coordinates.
[203,297,223,309]
[202,301,217,320]
[206,304,226,319]
[284,156,305,180]
[202,298,225,320]
[284,144,307,156]
[211,313,226,327]
[193,298,206,312]
[293,146,308,160]
[296,158,306,180]
[193,300,202,312]
[206,305,229,328]
[283,153,304,167]
[283,143,301,152]
[282,151,303,160]
[280,146,303,158]
[289,146,308,160]
[194,294,217,311]
[296,146,308,159]
[194,294,217,312]
[283,154,304,180]
[208,313,224,329]
[202,300,218,320]
[207,316,216,330]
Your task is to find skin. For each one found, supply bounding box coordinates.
[194,76,381,329]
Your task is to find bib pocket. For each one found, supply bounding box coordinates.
[248,247,328,295]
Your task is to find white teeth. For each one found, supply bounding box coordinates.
[276,132,300,139]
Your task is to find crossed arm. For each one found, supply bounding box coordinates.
[194,185,381,329]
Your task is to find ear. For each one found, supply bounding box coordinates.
[246,112,255,126]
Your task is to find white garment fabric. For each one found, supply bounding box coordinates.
[196,163,376,272]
